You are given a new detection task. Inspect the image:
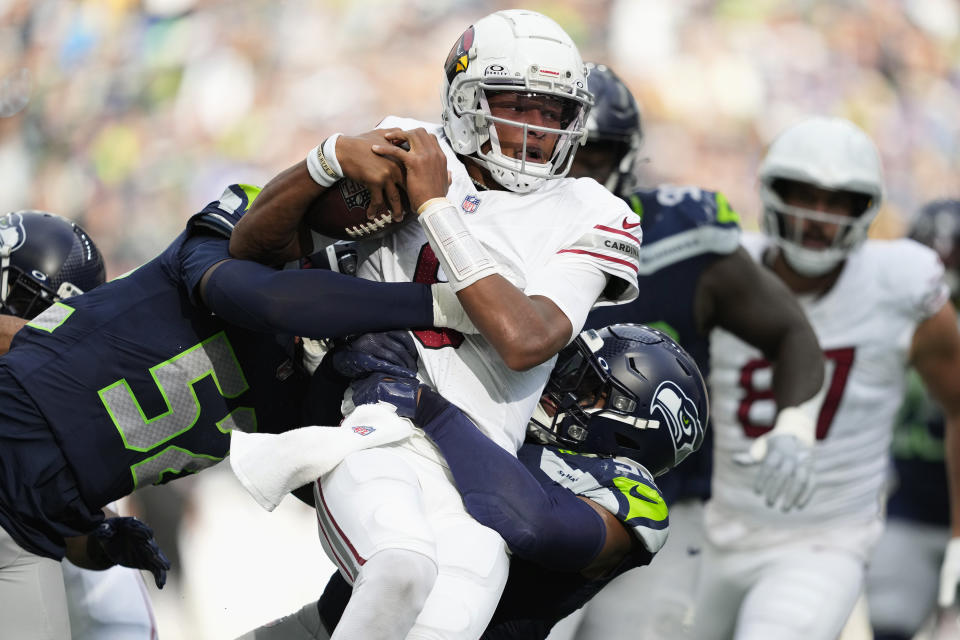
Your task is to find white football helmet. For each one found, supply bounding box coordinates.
[758,116,884,276]
[441,10,593,193]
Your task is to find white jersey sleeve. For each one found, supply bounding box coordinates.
[881,238,949,322]
[551,177,642,305]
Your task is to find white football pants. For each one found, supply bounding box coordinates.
[692,531,867,640]
[314,437,509,640]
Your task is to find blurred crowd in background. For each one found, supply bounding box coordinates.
[2,0,958,277]
[1,1,959,637]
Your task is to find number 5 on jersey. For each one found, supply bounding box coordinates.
[99,332,256,488]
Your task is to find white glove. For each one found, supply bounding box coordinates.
[733,407,816,512]
[939,537,960,607]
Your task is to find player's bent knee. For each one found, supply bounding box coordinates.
[435,519,508,580]
[356,548,438,613]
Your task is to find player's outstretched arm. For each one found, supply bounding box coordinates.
[230,129,409,265]
[701,247,826,511]
[196,255,434,340]
[698,247,825,405]
[909,302,960,607]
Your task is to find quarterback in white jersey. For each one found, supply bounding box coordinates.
[230,11,640,640]
[691,117,960,640]
[358,115,639,456]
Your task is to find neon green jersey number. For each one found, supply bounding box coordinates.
[98,331,256,489]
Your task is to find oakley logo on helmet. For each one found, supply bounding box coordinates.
[484,64,510,78]
[0,213,25,253]
[651,380,702,459]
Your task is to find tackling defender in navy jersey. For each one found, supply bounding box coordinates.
[235,323,707,640]
[0,210,163,640]
[0,168,467,639]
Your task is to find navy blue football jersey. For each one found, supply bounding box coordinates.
[584,185,740,504]
[1,184,309,515]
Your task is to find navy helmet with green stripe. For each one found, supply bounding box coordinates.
[529,323,708,476]
[0,210,105,320]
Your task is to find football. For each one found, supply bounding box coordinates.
[305,178,414,241]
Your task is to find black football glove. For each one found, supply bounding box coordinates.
[330,330,419,379]
[92,516,170,589]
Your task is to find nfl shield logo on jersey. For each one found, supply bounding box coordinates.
[461,195,481,213]
[352,425,376,436]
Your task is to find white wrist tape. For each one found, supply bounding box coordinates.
[305,133,344,187]
[771,406,817,447]
[417,198,500,291]
[431,283,478,334]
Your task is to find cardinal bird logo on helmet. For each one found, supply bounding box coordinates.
[444,25,474,82]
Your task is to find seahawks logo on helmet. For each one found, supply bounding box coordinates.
[651,380,702,461]
[0,212,25,253]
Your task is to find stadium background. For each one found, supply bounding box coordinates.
[1,0,958,638]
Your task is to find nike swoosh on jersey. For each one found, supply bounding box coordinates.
[622,217,641,230]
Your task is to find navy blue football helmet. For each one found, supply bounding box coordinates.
[529,324,708,476]
[0,210,106,319]
[910,199,960,303]
[569,63,643,197]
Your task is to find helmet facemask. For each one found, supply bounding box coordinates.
[529,330,647,455]
[761,177,878,277]
[0,210,105,320]
[569,63,644,196]
[0,251,84,319]
[474,87,590,192]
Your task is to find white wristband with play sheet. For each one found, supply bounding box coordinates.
[417,198,501,291]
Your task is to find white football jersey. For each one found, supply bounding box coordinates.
[706,233,948,546]
[357,116,642,454]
